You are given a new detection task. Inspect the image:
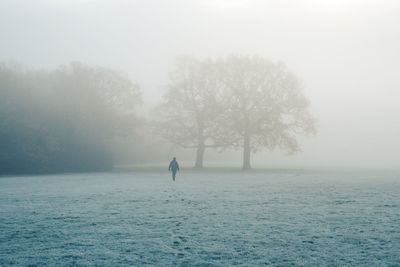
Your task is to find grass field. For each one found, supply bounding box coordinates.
[1,170,399,266]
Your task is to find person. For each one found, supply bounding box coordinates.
[168,157,180,181]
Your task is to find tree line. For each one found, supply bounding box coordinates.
[0,55,315,174]
[0,62,141,174]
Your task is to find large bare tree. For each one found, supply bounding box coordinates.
[218,55,316,169]
[155,56,226,168]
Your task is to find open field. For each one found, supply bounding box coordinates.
[1,170,399,266]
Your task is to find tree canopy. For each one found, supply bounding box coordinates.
[155,56,226,168]
[0,62,141,174]
[0,55,316,173]
[218,55,316,169]
[156,55,316,169]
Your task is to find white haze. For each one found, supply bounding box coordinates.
[1,0,399,169]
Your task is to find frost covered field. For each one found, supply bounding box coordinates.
[1,170,400,266]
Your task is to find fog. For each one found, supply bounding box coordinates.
[1,0,400,170]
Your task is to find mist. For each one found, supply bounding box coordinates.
[2,2,400,265]
[1,0,400,170]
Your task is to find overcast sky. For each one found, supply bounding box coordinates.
[1,0,399,169]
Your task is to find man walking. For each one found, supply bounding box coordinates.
[168,157,180,181]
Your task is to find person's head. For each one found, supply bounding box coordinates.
[173,157,176,161]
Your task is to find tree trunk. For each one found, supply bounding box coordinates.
[194,119,206,168]
[194,143,205,168]
[243,132,251,170]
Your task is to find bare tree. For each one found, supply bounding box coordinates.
[218,55,316,169]
[155,56,226,168]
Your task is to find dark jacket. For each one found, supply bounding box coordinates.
[169,160,179,172]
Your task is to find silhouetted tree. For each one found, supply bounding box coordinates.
[218,55,316,169]
[155,56,226,168]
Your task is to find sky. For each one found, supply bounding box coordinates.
[1,0,399,169]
